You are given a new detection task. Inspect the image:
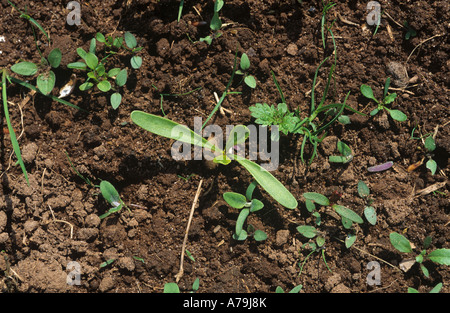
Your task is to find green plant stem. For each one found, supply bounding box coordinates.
[2,69,29,185]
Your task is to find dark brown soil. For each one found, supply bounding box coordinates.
[0,0,449,293]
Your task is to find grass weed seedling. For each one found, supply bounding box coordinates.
[68,31,142,109]
[223,181,267,241]
[360,77,407,122]
[235,53,256,89]
[390,232,450,277]
[130,111,298,209]
[328,140,353,164]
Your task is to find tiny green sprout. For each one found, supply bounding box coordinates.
[163,278,200,293]
[99,259,115,268]
[235,53,256,88]
[403,21,417,40]
[224,181,267,241]
[357,180,377,225]
[328,140,353,164]
[297,235,332,276]
[390,232,450,277]
[424,135,437,175]
[98,180,129,219]
[408,282,442,294]
[360,77,407,122]
[275,284,303,293]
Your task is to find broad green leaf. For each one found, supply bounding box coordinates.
[85,52,98,70]
[240,53,250,71]
[67,62,87,70]
[124,31,137,49]
[163,282,180,293]
[236,158,298,209]
[232,229,248,240]
[289,285,303,293]
[11,62,38,76]
[333,205,363,224]
[364,206,377,225]
[328,155,349,163]
[110,92,122,110]
[107,68,121,78]
[389,232,413,253]
[244,75,256,88]
[357,180,370,198]
[131,55,142,69]
[370,108,379,116]
[210,12,222,31]
[47,48,62,68]
[36,71,56,95]
[337,141,352,156]
[296,225,317,238]
[99,180,120,205]
[79,81,94,91]
[407,287,419,293]
[345,234,357,248]
[427,249,450,265]
[89,38,96,53]
[223,192,247,209]
[192,277,200,291]
[388,109,407,122]
[360,84,377,102]
[253,230,267,241]
[305,199,315,212]
[96,64,106,77]
[96,32,106,43]
[116,68,128,87]
[426,159,437,175]
[341,216,353,229]
[429,283,443,293]
[235,208,250,236]
[97,80,111,92]
[275,286,284,293]
[130,111,215,152]
[214,0,224,12]
[250,199,264,212]
[303,192,329,206]
[424,136,436,152]
[316,235,325,247]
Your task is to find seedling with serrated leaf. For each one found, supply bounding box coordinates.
[328,140,353,164]
[223,181,267,241]
[235,53,256,89]
[390,232,450,277]
[360,77,407,122]
[68,31,142,109]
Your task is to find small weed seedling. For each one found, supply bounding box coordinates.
[409,127,439,175]
[408,282,442,293]
[223,181,267,241]
[130,111,298,209]
[297,192,364,248]
[163,278,200,293]
[328,140,353,164]
[296,229,332,276]
[68,31,142,109]
[403,21,417,40]
[10,47,62,95]
[235,53,256,89]
[357,180,377,225]
[390,232,450,277]
[275,284,303,293]
[200,0,224,45]
[360,77,407,122]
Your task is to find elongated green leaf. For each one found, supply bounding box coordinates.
[110,92,122,110]
[2,70,29,185]
[244,75,256,88]
[163,282,180,293]
[357,180,370,198]
[223,192,247,209]
[235,208,250,236]
[85,52,98,70]
[236,158,297,209]
[116,68,127,87]
[388,109,407,122]
[67,62,87,70]
[360,84,377,102]
[390,232,412,253]
[424,136,436,152]
[296,225,317,238]
[303,192,329,206]
[240,53,250,71]
[124,31,137,49]
[427,249,450,265]
[130,111,215,151]
[10,62,38,76]
[250,199,264,212]
[100,180,120,205]
[333,205,364,224]
[77,47,87,60]
[131,55,142,69]
[225,125,250,153]
[364,206,377,225]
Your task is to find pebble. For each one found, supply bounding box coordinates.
[275,230,290,246]
[286,43,298,56]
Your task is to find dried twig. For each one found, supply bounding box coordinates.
[175,179,203,283]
